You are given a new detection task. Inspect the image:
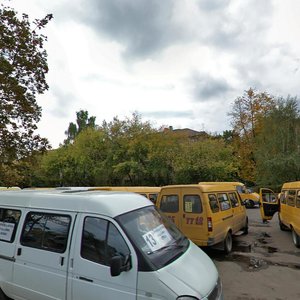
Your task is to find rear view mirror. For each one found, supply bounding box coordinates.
[110,255,132,277]
[110,256,122,277]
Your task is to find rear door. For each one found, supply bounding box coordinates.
[259,188,279,221]
[158,188,180,227]
[180,188,207,244]
[68,214,137,300]
[12,210,76,300]
[228,192,246,232]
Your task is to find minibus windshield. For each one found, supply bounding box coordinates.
[117,206,189,269]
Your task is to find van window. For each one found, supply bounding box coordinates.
[81,217,130,267]
[117,206,189,270]
[228,193,239,208]
[217,193,231,211]
[287,190,296,207]
[208,194,219,213]
[149,193,158,204]
[21,212,71,253]
[160,195,179,213]
[280,191,287,204]
[296,191,300,208]
[236,185,246,194]
[183,195,202,213]
[0,208,21,243]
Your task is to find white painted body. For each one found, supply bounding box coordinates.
[0,188,223,300]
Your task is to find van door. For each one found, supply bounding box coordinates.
[228,192,246,232]
[158,189,180,227]
[180,188,207,244]
[259,188,279,221]
[12,210,76,300]
[68,214,137,300]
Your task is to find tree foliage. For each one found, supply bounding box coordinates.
[35,112,238,187]
[64,110,96,144]
[0,5,52,185]
[255,97,300,187]
[229,88,275,181]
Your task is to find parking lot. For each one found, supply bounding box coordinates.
[204,207,300,300]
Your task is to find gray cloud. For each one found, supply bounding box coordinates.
[190,72,232,101]
[73,0,185,59]
[55,0,274,61]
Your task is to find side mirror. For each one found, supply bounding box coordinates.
[110,255,132,277]
[110,256,122,277]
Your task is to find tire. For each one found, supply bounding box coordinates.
[292,228,300,248]
[243,217,249,235]
[0,289,8,300]
[247,200,255,208]
[278,215,289,231]
[224,232,233,254]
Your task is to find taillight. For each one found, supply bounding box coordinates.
[207,217,213,232]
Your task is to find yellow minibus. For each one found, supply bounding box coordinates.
[94,186,161,204]
[259,182,300,248]
[156,183,248,253]
[199,182,260,208]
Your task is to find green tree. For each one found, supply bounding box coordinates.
[64,110,96,144]
[173,138,238,183]
[229,88,275,181]
[255,97,300,187]
[0,5,52,185]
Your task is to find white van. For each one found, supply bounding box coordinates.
[0,188,223,300]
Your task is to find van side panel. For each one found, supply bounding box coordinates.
[68,213,138,300]
[0,207,23,297]
[180,187,208,246]
[11,209,77,300]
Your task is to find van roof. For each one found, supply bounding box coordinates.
[199,182,244,186]
[94,186,161,193]
[160,184,237,193]
[0,188,152,217]
[282,181,300,189]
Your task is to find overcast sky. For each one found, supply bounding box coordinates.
[7,0,300,148]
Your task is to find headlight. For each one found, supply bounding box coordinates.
[176,297,199,300]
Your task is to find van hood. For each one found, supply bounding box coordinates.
[157,241,219,298]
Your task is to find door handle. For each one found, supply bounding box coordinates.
[79,276,93,283]
[60,256,64,266]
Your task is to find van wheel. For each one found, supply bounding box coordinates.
[278,216,288,231]
[247,200,255,208]
[292,228,300,248]
[0,289,8,300]
[224,232,232,254]
[243,217,249,235]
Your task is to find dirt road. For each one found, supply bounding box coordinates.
[205,208,300,300]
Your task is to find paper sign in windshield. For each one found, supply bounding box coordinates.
[0,222,15,241]
[143,224,172,252]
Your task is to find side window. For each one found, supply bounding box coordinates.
[0,208,21,243]
[209,194,219,213]
[149,193,158,204]
[160,195,179,213]
[81,217,130,266]
[297,191,300,208]
[287,190,296,207]
[217,193,231,211]
[21,212,71,253]
[229,193,239,207]
[236,186,245,194]
[280,191,287,204]
[183,195,202,213]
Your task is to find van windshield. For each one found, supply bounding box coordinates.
[116,206,189,270]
